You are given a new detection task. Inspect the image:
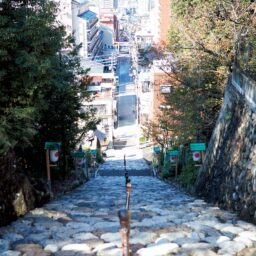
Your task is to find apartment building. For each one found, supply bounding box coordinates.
[135,30,154,49]
[152,0,171,45]
[137,0,154,15]
[150,59,177,122]
[99,0,114,9]
[99,9,119,48]
[72,1,103,59]
[53,0,73,35]
[137,69,153,125]
[82,60,116,148]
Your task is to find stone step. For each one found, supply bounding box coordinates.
[98,168,153,176]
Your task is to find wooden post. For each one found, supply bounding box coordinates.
[124,154,126,168]
[201,150,206,162]
[46,149,51,192]
[175,159,178,179]
[118,209,130,256]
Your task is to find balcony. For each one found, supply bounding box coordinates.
[87,27,99,42]
[87,18,98,30]
[89,32,103,53]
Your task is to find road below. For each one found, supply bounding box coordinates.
[114,56,138,149]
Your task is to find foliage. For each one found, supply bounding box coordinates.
[96,149,104,164]
[137,46,164,66]
[161,170,171,179]
[179,157,199,187]
[142,113,173,149]
[0,0,98,175]
[139,136,147,144]
[152,0,256,144]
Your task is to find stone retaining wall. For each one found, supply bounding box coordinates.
[195,71,256,223]
[0,153,50,226]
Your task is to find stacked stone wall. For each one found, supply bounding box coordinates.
[0,153,50,226]
[196,73,256,223]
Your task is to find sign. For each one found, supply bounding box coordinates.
[153,146,161,153]
[190,143,206,151]
[192,151,201,162]
[45,142,61,150]
[170,155,177,163]
[72,151,85,158]
[168,150,179,156]
[90,149,97,155]
[50,150,59,162]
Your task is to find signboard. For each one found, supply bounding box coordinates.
[50,150,59,162]
[168,150,179,156]
[90,149,97,155]
[44,142,61,150]
[192,151,201,162]
[72,151,85,158]
[190,143,206,151]
[153,146,161,153]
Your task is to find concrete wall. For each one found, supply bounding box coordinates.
[195,69,256,223]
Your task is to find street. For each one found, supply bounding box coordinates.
[114,56,138,148]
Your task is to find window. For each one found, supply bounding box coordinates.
[95,105,107,115]
[160,85,172,93]
[159,105,171,109]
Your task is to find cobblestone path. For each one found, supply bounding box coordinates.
[1,154,256,255]
[97,153,153,176]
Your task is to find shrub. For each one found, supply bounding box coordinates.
[161,170,171,179]
[96,149,104,164]
[139,136,147,144]
[179,158,199,187]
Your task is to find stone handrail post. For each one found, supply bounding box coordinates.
[126,182,132,210]
[118,209,130,256]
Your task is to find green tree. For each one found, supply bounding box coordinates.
[0,0,98,174]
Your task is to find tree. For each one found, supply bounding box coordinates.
[0,0,98,174]
[153,0,256,143]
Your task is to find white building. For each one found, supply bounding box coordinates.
[137,0,149,15]
[137,69,153,124]
[99,0,114,9]
[117,0,129,8]
[72,1,103,59]
[135,29,154,49]
[82,60,116,148]
[53,0,73,35]
[150,0,160,44]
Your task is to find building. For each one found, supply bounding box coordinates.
[72,1,103,59]
[113,0,118,9]
[137,68,153,125]
[99,0,114,9]
[151,0,171,45]
[117,0,128,7]
[82,60,116,148]
[150,59,177,122]
[99,9,119,48]
[53,0,73,35]
[137,0,154,15]
[135,29,154,49]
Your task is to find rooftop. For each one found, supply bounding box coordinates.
[79,10,97,20]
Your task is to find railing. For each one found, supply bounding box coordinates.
[87,18,98,30]
[88,27,99,42]
[118,154,131,256]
